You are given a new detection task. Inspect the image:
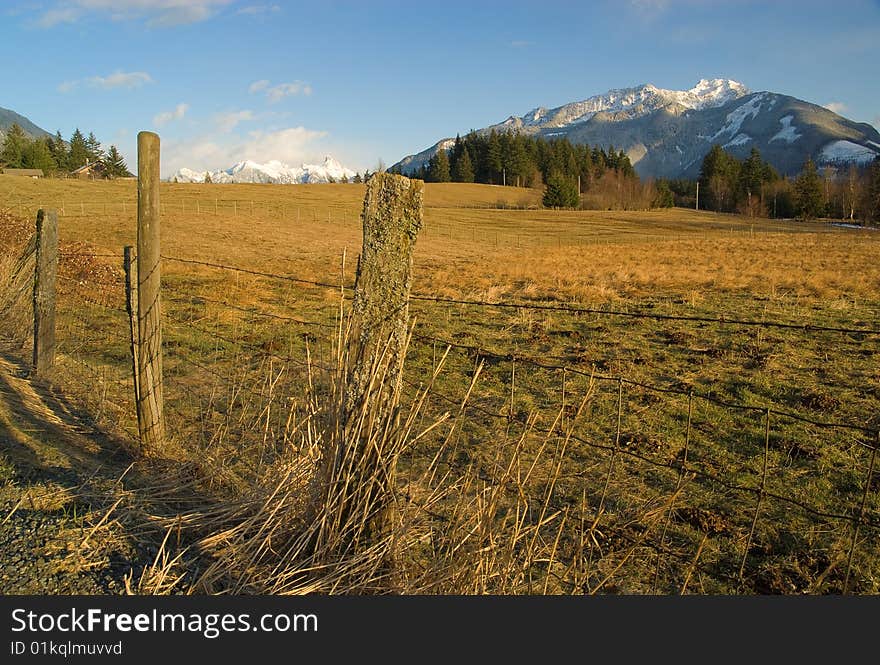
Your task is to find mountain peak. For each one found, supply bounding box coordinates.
[169,155,356,184]
[391,79,880,179]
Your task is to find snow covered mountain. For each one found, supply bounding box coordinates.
[392,79,880,179]
[496,78,749,131]
[170,155,357,184]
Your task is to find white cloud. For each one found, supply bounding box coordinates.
[90,71,153,89]
[37,7,80,27]
[236,4,281,15]
[153,103,189,127]
[824,102,847,114]
[628,0,669,19]
[249,79,313,103]
[214,110,254,132]
[36,0,232,28]
[162,126,329,176]
[59,70,153,92]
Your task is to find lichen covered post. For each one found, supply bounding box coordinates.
[341,172,423,554]
[348,173,423,410]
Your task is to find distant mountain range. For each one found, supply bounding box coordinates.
[0,106,53,143]
[392,79,880,179]
[170,156,357,184]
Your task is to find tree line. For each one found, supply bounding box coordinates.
[391,130,668,210]
[674,143,880,223]
[0,124,132,178]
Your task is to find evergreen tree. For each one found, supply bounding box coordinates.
[85,131,104,163]
[699,144,740,211]
[22,138,57,173]
[794,158,824,220]
[204,170,212,184]
[868,157,880,223]
[427,148,451,182]
[486,130,503,183]
[48,130,69,171]
[103,145,132,178]
[653,180,674,208]
[452,147,474,183]
[0,123,28,168]
[542,172,579,208]
[68,128,89,169]
[353,172,363,183]
[504,135,529,187]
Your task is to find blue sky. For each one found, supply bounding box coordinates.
[2,0,879,176]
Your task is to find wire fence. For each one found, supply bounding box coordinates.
[2,231,878,594]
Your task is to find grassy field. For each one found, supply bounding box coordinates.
[1,175,878,594]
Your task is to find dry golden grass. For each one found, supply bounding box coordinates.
[4,174,878,304]
[2,176,879,595]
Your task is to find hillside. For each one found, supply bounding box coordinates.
[0,106,53,143]
[393,80,880,179]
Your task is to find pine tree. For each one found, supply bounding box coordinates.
[794,158,824,220]
[22,138,57,173]
[868,157,880,223]
[204,171,212,184]
[0,123,28,168]
[353,172,363,183]
[542,172,579,208]
[653,180,674,208]
[452,147,474,182]
[85,131,104,163]
[427,148,451,182]
[103,145,131,178]
[739,147,767,215]
[486,130,503,183]
[504,135,529,187]
[47,130,69,171]
[68,128,89,169]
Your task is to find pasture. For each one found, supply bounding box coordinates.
[1,175,878,594]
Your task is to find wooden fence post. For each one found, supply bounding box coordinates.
[348,173,423,409]
[135,131,165,448]
[32,209,58,376]
[341,172,423,551]
[123,245,142,438]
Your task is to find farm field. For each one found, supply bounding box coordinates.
[1,176,879,594]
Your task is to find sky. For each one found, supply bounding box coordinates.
[2,0,879,176]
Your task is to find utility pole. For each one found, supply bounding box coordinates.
[695,180,700,211]
[502,168,506,187]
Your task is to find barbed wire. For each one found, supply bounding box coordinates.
[401,374,880,530]
[408,294,880,337]
[161,255,342,290]
[158,254,879,337]
[407,332,879,438]
[164,292,337,330]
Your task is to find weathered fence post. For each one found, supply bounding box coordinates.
[342,172,423,552]
[32,209,58,376]
[123,245,142,439]
[135,131,165,448]
[348,173,423,409]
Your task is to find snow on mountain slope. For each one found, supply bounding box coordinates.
[710,93,767,141]
[392,79,880,179]
[170,155,356,184]
[500,79,750,131]
[769,115,801,143]
[819,140,879,165]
